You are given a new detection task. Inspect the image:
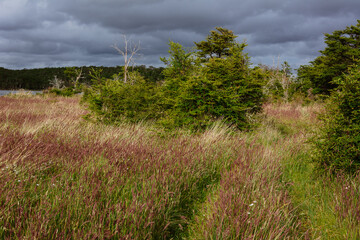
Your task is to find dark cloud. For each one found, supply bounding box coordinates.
[0,0,359,70]
[52,0,233,32]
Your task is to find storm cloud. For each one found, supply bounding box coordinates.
[0,0,359,70]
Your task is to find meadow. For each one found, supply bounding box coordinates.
[1,94,360,239]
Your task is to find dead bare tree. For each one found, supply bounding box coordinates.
[74,67,83,86]
[49,75,64,89]
[111,35,141,83]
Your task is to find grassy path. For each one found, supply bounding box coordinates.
[264,103,360,239]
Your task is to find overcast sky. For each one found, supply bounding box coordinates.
[0,0,359,71]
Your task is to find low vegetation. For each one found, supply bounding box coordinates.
[0,94,359,239]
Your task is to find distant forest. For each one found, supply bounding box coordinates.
[0,65,165,90]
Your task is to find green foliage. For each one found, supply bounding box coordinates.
[63,67,78,86]
[0,66,164,90]
[160,41,196,79]
[194,27,238,60]
[158,41,198,112]
[83,71,158,123]
[161,42,264,130]
[298,20,360,95]
[313,65,360,174]
[48,87,80,97]
[258,61,315,103]
[83,27,265,131]
[88,67,106,86]
[0,67,65,90]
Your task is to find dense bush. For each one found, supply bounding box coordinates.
[298,20,360,95]
[163,43,264,130]
[158,29,265,130]
[313,65,360,174]
[83,71,159,123]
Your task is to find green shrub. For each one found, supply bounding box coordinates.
[163,44,264,130]
[157,41,197,113]
[298,20,360,95]
[313,65,360,174]
[49,87,80,97]
[83,72,159,124]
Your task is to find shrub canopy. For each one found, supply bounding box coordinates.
[298,20,360,95]
[313,64,360,174]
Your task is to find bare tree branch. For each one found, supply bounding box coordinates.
[49,75,64,89]
[111,35,141,83]
[74,67,83,86]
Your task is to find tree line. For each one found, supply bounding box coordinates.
[0,65,164,90]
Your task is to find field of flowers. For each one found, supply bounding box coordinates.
[1,95,359,239]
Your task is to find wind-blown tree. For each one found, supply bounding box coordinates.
[160,41,195,79]
[298,20,360,95]
[170,43,264,130]
[194,27,237,60]
[160,28,265,130]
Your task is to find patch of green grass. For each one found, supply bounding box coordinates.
[279,119,360,239]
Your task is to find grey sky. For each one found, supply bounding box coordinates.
[0,0,359,71]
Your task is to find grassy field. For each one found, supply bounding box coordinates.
[1,95,360,239]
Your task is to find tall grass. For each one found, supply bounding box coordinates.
[265,102,360,239]
[187,103,315,239]
[1,96,359,239]
[0,96,232,238]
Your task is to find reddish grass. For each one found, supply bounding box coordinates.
[0,96,232,239]
[334,174,360,228]
[3,96,347,239]
[189,135,307,239]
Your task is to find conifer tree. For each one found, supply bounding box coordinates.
[194,27,238,60]
[298,20,360,95]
